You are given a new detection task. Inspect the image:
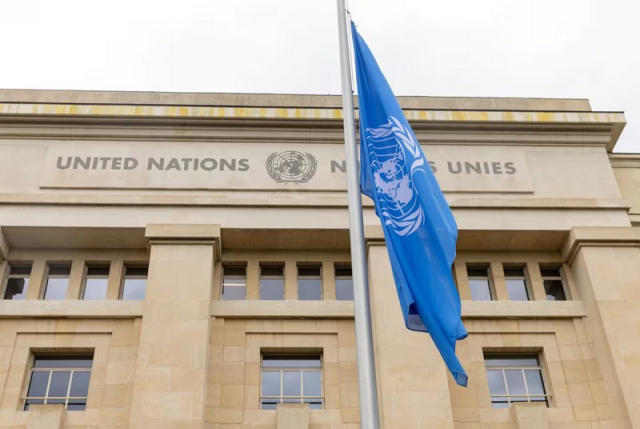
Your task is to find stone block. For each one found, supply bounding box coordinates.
[277,403,309,429]
[26,404,66,429]
[509,403,548,429]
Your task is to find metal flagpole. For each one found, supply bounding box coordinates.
[336,2,381,428]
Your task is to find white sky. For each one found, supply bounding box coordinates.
[0,0,638,152]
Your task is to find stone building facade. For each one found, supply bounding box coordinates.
[0,90,638,429]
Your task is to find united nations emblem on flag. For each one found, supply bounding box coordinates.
[366,116,426,236]
[265,151,318,184]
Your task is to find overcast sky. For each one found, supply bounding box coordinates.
[1,0,638,152]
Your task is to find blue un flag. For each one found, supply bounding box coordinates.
[351,21,468,386]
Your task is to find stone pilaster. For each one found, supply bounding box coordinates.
[563,227,640,429]
[129,224,220,429]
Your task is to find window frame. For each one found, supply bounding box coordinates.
[120,265,148,300]
[2,263,32,300]
[42,264,72,300]
[259,265,285,301]
[221,265,247,301]
[541,266,569,301]
[297,265,322,301]
[503,266,531,301]
[260,354,324,410]
[467,265,495,301]
[484,354,551,408]
[81,265,110,300]
[23,354,93,411]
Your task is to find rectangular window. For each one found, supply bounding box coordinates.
[82,266,109,300]
[260,266,284,300]
[541,268,567,301]
[222,266,246,300]
[298,266,322,301]
[121,266,148,300]
[43,265,71,300]
[24,355,93,411]
[467,267,493,301]
[335,266,354,301]
[261,355,323,410]
[484,354,549,408]
[3,264,32,300]
[504,268,530,301]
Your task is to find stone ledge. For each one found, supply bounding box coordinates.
[211,300,355,318]
[462,300,587,318]
[0,300,144,318]
[562,226,640,264]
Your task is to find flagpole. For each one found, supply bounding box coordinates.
[336,2,381,428]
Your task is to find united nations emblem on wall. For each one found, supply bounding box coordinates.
[265,151,318,184]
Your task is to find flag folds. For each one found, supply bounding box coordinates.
[351,21,468,386]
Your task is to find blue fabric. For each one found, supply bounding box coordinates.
[351,21,468,386]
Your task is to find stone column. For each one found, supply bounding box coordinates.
[366,228,455,429]
[129,224,220,429]
[563,227,640,429]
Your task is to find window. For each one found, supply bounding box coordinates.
[82,266,109,300]
[335,266,354,301]
[43,265,71,300]
[260,266,284,300]
[541,268,567,301]
[121,266,148,300]
[298,266,322,301]
[24,355,93,411]
[261,355,323,410]
[504,268,530,301]
[467,267,493,301]
[222,266,246,300]
[3,264,31,300]
[485,355,549,408]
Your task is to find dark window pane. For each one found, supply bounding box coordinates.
[469,279,492,301]
[506,279,529,301]
[46,398,66,405]
[26,371,50,397]
[298,267,320,277]
[122,279,147,300]
[485,356,539,367]
[336,279,354,301]
[69,371,91,397]
[262,356,321,368]
[261,266,283,277]
[224,266,246,277]
[491,400,510,408]
[467,267,488,278]
[34,356,93,368]
[306,400,323,410]
[4,278,29,300]
[541,268,561,278]
[283,371,301,396]
[504,370,526,395]
[125,266,148,277]
[524,370,545,395]
[335,267,352,277]
[260,279,284,300]
[303,371,322,397]
[298,279,322,300]
[86,266,110,276]
[486,370,506,395]
[261,371,281,396]
[222,285,245,300]
[48,371,71,397]
[48,266,71,276]
[24,399,45,410]
[282,397,301,403]
[66,400,87,411]
[504,268,525,277]
[261,400,278,410]
[10,265,32,275]
[43,279,69,300]
[544,280,567,301]
[83,278,108,300]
